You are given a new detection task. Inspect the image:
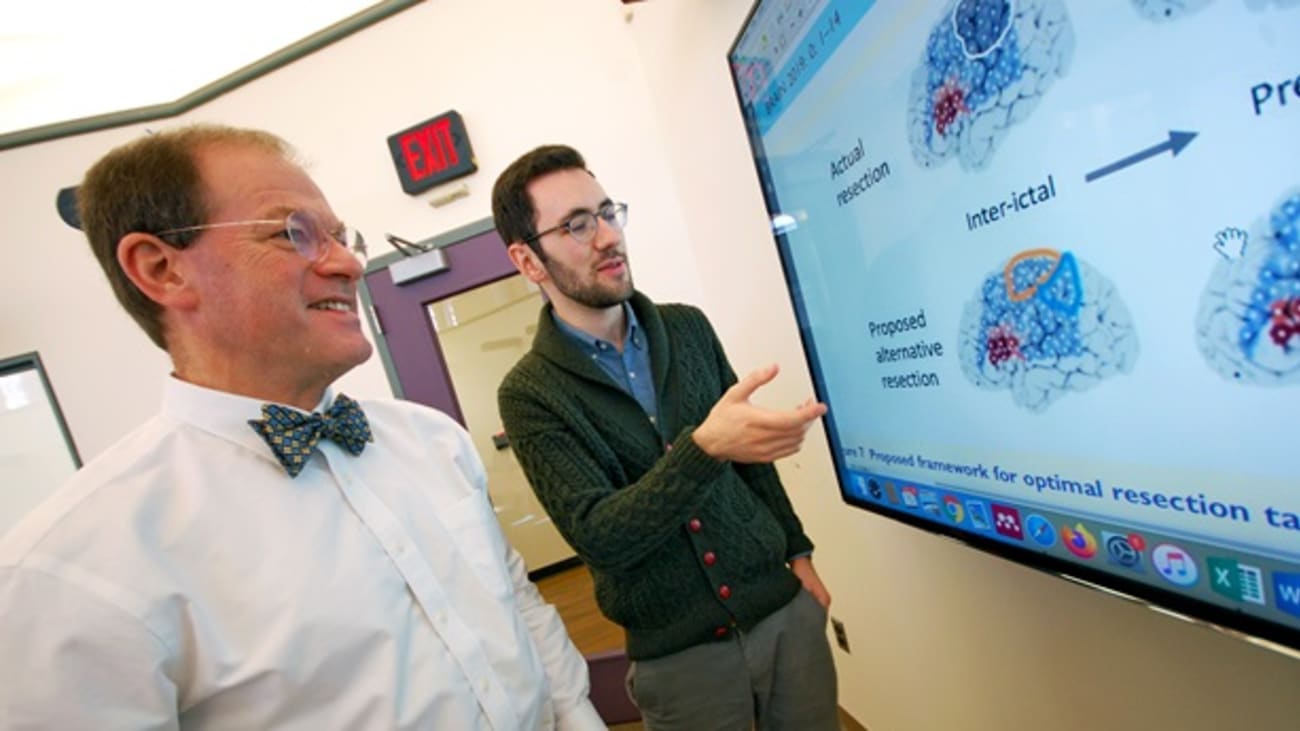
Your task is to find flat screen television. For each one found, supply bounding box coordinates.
[728,0,1300,651]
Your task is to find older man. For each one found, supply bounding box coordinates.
[0,125,603,729]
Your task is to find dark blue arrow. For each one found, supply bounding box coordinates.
[1085,130,1198,183]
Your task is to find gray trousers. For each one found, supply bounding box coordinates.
[626,589,839,731]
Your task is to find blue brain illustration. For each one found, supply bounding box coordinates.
[958,249,1139,411]
[908,0,1074,171]
[1196,188,1300,385]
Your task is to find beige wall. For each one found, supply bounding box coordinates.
[432,277,573,569]
[0,1,1297,728]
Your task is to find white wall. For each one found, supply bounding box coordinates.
[0,0,703,460]
[1,1,1297,729]
[0,367,80,535]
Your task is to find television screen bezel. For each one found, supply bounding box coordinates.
[724,0,1300,655]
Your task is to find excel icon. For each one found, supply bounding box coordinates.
[1207,557,1266,605]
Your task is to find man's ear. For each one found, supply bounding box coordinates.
[506,241,548,284]
[116,233,198,310]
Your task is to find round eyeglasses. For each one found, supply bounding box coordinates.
[524,201,628,245]
[155,209,367,263]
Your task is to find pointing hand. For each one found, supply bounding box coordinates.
[692,364,827,463]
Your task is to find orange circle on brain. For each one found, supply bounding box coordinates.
[1003,248,1062,303]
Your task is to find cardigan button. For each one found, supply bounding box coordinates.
[703,551,716,566]
[718,585,731,600]
[688,518,702,533]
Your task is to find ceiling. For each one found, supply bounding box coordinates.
[0,1,412,150]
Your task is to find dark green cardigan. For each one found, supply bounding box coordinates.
[498,291,813,660]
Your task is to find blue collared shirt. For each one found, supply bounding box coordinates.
[552,303,658,425]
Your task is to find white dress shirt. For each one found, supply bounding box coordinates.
[0,378,605,730]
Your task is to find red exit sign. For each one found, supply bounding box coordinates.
[386,110,477,195]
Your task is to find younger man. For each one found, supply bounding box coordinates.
[494,144,839,730]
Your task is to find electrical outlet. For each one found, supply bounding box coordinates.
[830,616,850,653]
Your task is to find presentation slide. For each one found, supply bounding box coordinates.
[730,0,1300,645]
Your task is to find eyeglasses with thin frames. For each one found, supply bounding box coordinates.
[524,201,628,246]
[154,210,367,263]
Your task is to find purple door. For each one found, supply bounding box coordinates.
[362,222,517,425]
[362,221,578,572]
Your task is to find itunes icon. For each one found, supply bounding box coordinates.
[1152,543,1199,588]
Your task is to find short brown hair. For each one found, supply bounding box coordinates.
[490,144,589,251]
[78,124,292,349]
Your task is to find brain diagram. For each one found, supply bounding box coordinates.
[1196,189,1300,386]
[958,249,1139,411]
[907,0,1074,171]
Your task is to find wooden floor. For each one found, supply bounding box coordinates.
[535,563,866,731]
[535,561,625,656]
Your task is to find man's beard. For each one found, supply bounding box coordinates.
[543,254,634,309]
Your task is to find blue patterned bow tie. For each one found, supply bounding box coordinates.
[248,393,373,477]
